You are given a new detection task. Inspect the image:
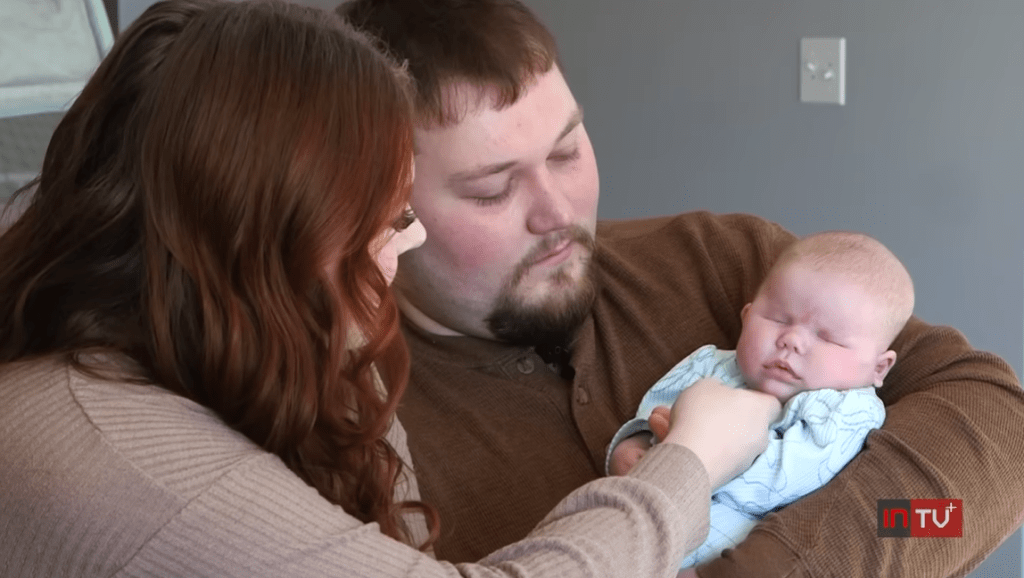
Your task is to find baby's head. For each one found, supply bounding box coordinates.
[736,231,914,403]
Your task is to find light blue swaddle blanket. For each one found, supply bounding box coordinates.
[606,344,885,568]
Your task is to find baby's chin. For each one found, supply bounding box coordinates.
[747,377,801,405]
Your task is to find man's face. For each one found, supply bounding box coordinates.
[394,67,600,342]
[735,263,896,404]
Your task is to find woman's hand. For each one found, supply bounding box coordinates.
[652,378,781,489]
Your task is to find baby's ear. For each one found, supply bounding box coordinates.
[873,350,897,387]
[741,303,752,322]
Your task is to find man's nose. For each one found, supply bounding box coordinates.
[525,170,573,235]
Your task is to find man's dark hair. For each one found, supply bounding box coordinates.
[339,0,560,126]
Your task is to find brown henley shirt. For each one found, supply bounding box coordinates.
[398,211,1024,577]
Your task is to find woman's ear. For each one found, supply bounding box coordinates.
[873,350,897,387]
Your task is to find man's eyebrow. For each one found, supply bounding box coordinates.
[447,107,585,186]
[557,107,584,144]
[448,159,518,185]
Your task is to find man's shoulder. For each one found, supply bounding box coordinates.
[593,211,793,273]
[596,211,786,245]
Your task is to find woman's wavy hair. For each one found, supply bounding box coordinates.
[0,0,435,547]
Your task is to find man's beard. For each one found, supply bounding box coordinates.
[485,225,598,349]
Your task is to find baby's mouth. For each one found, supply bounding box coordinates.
[766,360,800,380]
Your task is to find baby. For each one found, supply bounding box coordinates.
[607,230,915,569]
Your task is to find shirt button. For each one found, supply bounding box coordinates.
[516,357,535,374]
[575,386,590,405]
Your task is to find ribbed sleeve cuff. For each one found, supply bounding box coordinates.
[626,443,713,554]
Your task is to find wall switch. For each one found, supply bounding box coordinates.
[801,37,845,105]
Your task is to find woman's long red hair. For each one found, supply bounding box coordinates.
[0,0,434,547]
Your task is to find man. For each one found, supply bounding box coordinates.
[339,1,1024,576]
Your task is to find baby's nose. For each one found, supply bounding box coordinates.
[778,329,805,354]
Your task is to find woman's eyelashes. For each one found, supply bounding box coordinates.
[391,208,417,231]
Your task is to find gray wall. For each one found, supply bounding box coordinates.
[117,0,154,30]
[118,0,336,28]
[524,0,1023,576]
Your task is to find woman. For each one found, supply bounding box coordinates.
[0,1,779,576]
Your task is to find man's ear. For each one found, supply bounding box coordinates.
[873,350,897,387]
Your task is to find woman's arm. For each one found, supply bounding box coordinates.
[1,359,720,578]
[3,355,782,578]
[119,445,712,578]
[118,373,778,577]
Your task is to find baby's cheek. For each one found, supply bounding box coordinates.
[735,339,761,380]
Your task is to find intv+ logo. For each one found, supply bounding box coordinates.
[877,499,963,537]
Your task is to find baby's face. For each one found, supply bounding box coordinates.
[735,263,895,403]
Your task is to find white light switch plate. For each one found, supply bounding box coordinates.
[801,37,845,105]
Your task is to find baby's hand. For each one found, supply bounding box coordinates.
[608,432,654,476]
[677,568,699,578]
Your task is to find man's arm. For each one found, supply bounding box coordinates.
[697,318,1024,577]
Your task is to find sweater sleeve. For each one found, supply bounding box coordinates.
[696,316,1024,577]
[1,359,714,578]
[117,444,712,578]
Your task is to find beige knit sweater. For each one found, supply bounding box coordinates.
[0,357,712,577]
